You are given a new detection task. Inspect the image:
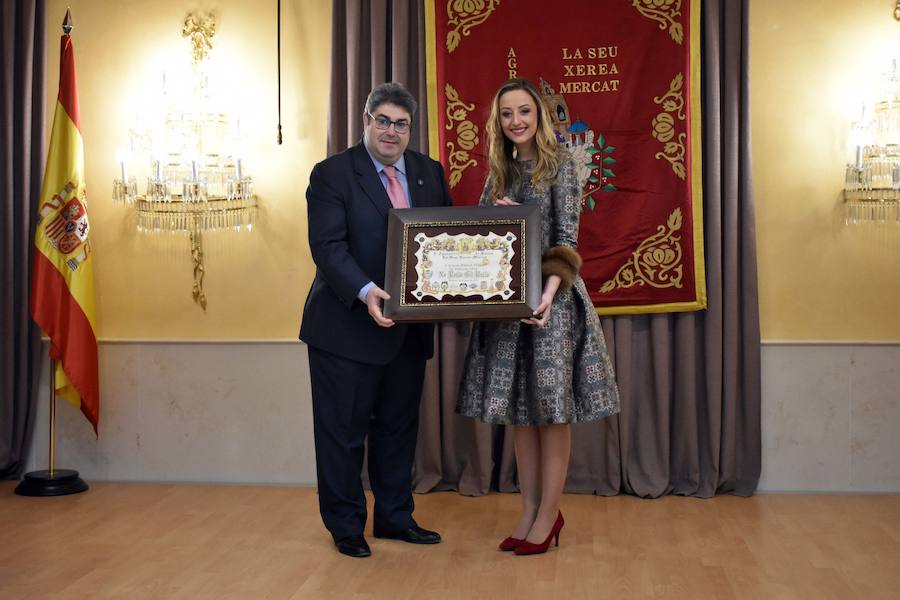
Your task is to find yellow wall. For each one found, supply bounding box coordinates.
[45,0,330,339]
[752,0,900,340]
[46,0,900,341]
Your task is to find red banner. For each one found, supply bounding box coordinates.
[426,0,705,314]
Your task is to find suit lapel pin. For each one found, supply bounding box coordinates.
[418,179,424,185]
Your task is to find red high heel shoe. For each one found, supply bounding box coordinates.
[498,536,525,551]
[514,512,564,555]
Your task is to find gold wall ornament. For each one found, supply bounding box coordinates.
[446,0,501,53]
[190,229,207,310]
[632,0,684,45]
[182,12,216,63]
[895,1,900,21]
[599,208,684,294]
[444,83,479,188]
[651,73,687,179]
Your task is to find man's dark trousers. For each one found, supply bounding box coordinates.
[308,331,425,542]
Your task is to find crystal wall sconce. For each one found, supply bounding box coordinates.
[113,12,257,310]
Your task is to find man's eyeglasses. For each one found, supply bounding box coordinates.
[366,111,410,134]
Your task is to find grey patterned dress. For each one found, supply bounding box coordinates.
[456,154,620,426]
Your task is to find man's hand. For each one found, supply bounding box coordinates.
[365,285,395,328]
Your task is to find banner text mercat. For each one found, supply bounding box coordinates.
[557,80,620,94]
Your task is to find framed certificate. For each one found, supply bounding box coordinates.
[383,205,542,321]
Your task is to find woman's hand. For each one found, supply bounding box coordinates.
[494,196,520,206]
[522,275,562,327]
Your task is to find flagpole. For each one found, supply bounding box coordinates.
[49,359,57,477]
[14,356,89,497]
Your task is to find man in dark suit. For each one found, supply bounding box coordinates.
[299,83,453,558]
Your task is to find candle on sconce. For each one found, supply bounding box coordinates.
[156,158,163,181]
[233,118,243,181]
[853,104,866,170]
[191,160,198,181]
[115,148,129,186]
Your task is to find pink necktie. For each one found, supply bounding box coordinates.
[383,165,408,209]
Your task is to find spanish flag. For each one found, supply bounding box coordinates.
[30,20,99,435]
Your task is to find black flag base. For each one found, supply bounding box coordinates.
[14,469,89,497]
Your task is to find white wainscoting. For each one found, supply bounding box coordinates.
[758,342,900,492]
[27,341,317,484]
[26,341,900,492]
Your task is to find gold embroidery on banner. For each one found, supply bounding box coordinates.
[631,0,683,45]
[599,208,684,294]
[444,83,479,188]
[653,72,686,120]
[446,0,501,53]
[651,73,687,180]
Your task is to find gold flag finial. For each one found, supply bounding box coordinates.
[62,7,72,34]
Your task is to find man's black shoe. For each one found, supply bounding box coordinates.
[335,534,371,557]
[373,524,442,544]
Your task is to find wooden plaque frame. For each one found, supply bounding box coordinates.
[383,205,542,321]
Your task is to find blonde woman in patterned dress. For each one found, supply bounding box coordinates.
[457,78,620,555]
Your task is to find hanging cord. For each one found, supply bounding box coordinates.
[277,0,283,144]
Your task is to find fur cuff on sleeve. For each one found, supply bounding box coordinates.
[542,245,582,290]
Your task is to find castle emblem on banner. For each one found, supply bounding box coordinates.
[39,181,92,271]
[539,78,618,211]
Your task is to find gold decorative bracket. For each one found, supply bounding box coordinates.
[895,1,900,21]
[189,228,208,310]
[182,12,216,63]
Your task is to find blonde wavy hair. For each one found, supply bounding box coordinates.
[486,78,560,201]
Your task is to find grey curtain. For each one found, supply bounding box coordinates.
[329,0,760,498]
[1,0,46,479]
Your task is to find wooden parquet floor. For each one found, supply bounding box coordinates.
[1,483,898,599]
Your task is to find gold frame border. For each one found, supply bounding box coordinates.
[399,218,528,308]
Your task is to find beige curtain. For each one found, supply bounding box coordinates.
[329,0,761,498]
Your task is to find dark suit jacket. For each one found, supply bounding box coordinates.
[299,142,453,365]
